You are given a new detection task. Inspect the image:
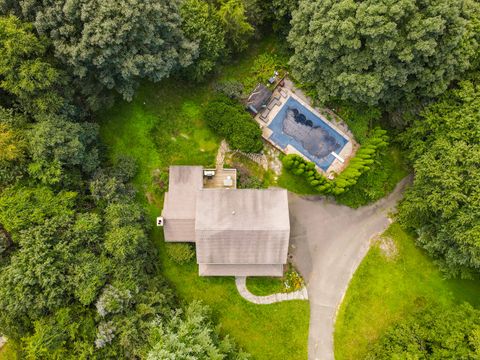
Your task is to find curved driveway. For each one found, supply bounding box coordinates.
[288,177,411,360]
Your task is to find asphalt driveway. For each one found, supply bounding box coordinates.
[288,177,411,360]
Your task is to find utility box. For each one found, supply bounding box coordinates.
[156,217,164,226]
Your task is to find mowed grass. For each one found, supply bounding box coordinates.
[334,223,480,360]
[99,80,218,196]
[155,228,309,360]
[246,276,285,296]
[99,37,310,359]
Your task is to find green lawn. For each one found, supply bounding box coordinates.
[246,277,285,296]
[99,37,310,360]
[156,229,309,360]
[277,168,318,195]
[334,223,480,360]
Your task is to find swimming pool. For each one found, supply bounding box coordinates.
[268,96,348,171]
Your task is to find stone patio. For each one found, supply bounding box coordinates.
[253,80,356,176]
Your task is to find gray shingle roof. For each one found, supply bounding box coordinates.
[162,166,203,220]
[246,83,272,113]
[195,189,290,266]
[195,189,290,231]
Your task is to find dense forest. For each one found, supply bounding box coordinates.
[0,0,479,359]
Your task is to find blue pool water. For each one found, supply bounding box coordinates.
[268,97,348,171]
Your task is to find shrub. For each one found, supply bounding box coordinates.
[165,243,195,264]
[243,53,285,92]
[213,80,244,99]
[283,265,304,292]
[281,127,389,195]
[204,96,263,153]
[333,101,381,144]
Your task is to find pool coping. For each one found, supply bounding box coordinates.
[255,89,353,175]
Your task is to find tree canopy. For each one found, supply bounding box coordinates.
[181,0,226,81]
[0,14,64,113]
[367,303,480,358]
[12,0,196,102]
[288,0,479,106]
[399,79,480,277]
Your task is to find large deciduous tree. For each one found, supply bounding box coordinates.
[15,0,196,102]
[367,303,480,358]
[399,80,480,277]
[0,15,64,113]
[218,0,254,52]
[28,114,100,185]
[181,0,226,81]
[288,0,479,106]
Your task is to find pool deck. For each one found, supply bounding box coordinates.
[254,88,354,176]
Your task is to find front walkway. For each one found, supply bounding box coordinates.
[289,176,411,360]
[235,276,308,304]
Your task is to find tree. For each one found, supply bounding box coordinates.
[288,0,479,106]
[398,80,480,277]
[218,0,254,52]
[271,0,299,34]
[367,303,480,358]
[0,186,76,235]
[0,15,64,113]
[22,308,96,360]
[181,0,226,81]
[28,114,99,184]
[19,0,196,101]
[146,301,250,360]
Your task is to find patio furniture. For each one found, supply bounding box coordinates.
[280,89,287,98]
[223,175,233,187]
[260,108,270,122]
[267,99,279,110]
[203,169,215,178]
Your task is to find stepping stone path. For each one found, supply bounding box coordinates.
[235,276,308,304]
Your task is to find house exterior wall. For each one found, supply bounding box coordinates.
[199,264,283,277]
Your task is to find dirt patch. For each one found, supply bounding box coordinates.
[376,236,398,261]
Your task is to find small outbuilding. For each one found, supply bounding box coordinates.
[162,166,290,277]
[246,83,272,114]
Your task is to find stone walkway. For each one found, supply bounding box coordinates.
[235,276,308,304]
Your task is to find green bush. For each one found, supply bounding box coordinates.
[165,243,195,264]
[243,53,285,93]
[335,147,408,208]
[213,80,244,100]
[203,96,263,153]
[282,127,389,195]
[283,265,304,293]
[333,101,381,144]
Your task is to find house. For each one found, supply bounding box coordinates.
[161,166,290,277]
[246,83,272,114]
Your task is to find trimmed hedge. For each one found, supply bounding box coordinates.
[203,96,263,153]
[282,128,389,195]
